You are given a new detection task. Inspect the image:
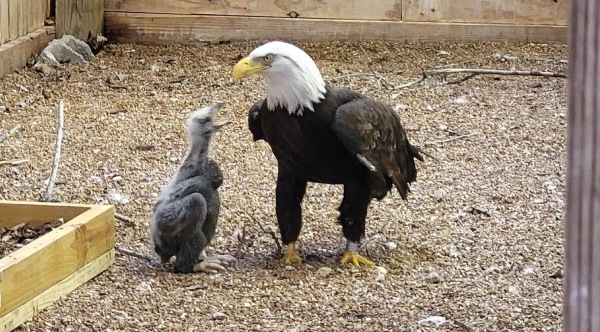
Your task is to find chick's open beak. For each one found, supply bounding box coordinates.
[213,120,231,130]
[232,57,269,81]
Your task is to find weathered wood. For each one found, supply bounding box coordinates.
[56,0,104,41]
[0,0,9,44]
[0,204,115,319]
[402,0,568,26]
[0,249,115,331]
[104,0,402,21]
[104,13,568,45]
[564,0,600,330]
[0,26,55,79]
[8,0,17,40]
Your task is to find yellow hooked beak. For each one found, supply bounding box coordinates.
[232,57,270,81]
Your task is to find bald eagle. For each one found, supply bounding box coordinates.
[232,41,423,267]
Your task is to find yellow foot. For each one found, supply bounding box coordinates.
[340,251,375,267]
[282,243,302,264]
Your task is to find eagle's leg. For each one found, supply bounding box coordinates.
[276,170,307,264]
[338,180,375,267]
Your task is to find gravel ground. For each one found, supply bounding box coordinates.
[0,40,566,331]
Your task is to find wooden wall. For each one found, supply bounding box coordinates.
[0,0,49,45]
[104,0,568,45]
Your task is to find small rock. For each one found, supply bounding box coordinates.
[453,95,468,104]
[436,50,449,57]
[418,315,446,326]
[149,90,157,96]
[508,285,519,294]
[425,271,441,284]
[384,242,397,250]
[374,266,387,281]
[549,269,563,279]
[285,265,296,271]
[42,89,52,99]
[316,266,333,277]
[211,312,227,320]
[433,189,445,202]
[34,63,54,75]
[112,175,123,182]
[375,273,385,282]
[0,105,6,112]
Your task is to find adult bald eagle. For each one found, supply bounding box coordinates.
[232,41,423,267]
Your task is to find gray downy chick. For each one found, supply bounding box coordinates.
[150,102,235,273]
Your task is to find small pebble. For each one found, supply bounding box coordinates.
[316,267,333,277]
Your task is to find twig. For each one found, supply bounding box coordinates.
[424,68,567,79]
[115,212,134,224]
[115,245,155,262]
[248,214,282,254]
[40,100,65,202]
[0,158,29,166]
[0,124,22,144]
[453,320,475,332]
[425,133,478,146]
[357,44,397,89]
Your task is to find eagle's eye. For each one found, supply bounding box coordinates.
[263,54,273,62]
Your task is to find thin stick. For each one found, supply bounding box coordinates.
[0,124,22,144]
[115,213,134,223]
[425,133,478,146]
[115,245,155,262]
[248,214,282,254]
[40,100,64,202]
[0,158,29,166]
[424,67,567,78]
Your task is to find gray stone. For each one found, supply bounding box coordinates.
[36,35,96,68]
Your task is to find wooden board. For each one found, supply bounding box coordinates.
[104,13,568,45]
[0,26,55,79]
[56,0,104,41]
[104,0,402,21]
[0,201,91,228]
[0,203,115,320]
[402,0,568,26]
[0,0,9,44]
[0,250,115,332]
[8,0,17,40]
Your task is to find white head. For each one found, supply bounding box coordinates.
[232,41,326,115]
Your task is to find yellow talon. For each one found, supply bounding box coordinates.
[282,242,302,264]
[340,251,375,267]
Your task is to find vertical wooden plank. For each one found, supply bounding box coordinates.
[56,0,104,41]
[17,0,27,36]
[564,0,600,330]
[8,0,17,40]
[0,0,9,44]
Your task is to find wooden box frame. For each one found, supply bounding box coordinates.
[0,201,115,331]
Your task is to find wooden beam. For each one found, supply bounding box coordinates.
[104,0,402,21]
[0,205,114,317]
[0,0,9,44]
[8,0,18,40]
[0,200,93,228]
[0,26,55,79]
[402,0,567,26]
[56,0,104,41]
[564,0,600,330]
[0,249,115,331]
[104,13,568,45]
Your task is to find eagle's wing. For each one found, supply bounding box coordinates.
[332,98,422,200]
[248,99,265,142]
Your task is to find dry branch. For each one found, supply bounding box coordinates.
[40,100,65,202]
[339,44,568,90]
[0,124,22,144]
[425,133,478,146]
[248,214,282,254]
[115,245,155,262]
[115,213,134,224]
[0,158,29,166]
